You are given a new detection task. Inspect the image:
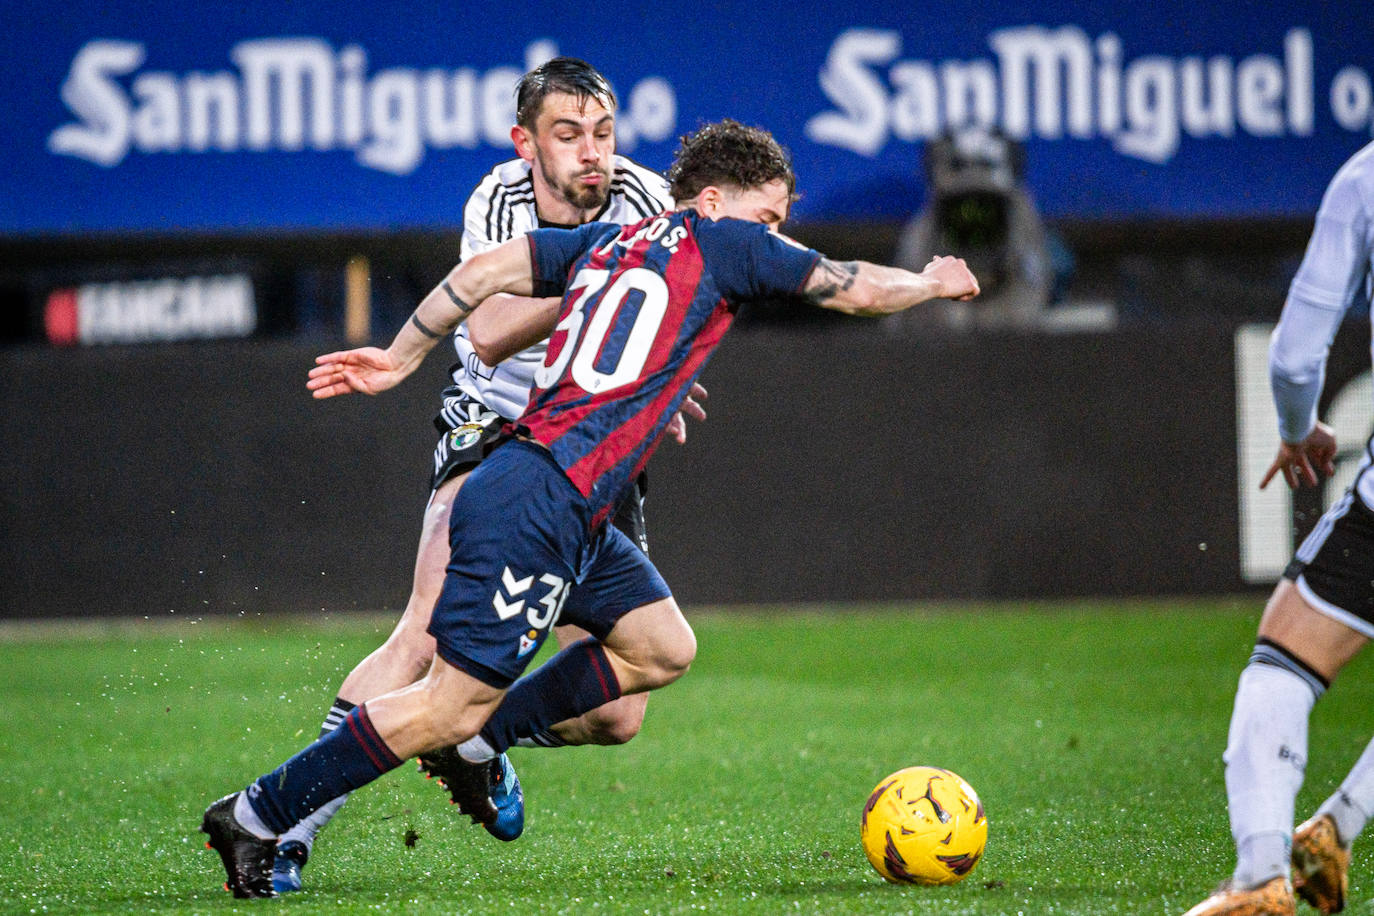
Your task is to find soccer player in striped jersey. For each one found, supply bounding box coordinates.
[1184,141,1374,916]
[266,57,690,893]
[201,119,978,897]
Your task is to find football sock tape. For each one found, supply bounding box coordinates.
[1249,638,1328,699]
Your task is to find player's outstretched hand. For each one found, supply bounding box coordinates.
[1261,422,1337,490]
[923,256,980,301]
[307,347,407,399]
[666,383,709,444]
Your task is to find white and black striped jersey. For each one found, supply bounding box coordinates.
[1270,140,1374,504]
[449,155,673,420]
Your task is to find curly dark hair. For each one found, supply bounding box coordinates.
[666,119,797,202]
[515,57,616,130]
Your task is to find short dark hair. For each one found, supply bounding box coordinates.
[515,57,616,130]
[666,119,797,202]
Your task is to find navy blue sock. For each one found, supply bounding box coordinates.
[480,638,622,755]
[245,705,402,835]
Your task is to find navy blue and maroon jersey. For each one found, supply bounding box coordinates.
[521,209,822,529]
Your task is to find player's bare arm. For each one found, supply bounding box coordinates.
[307,240,537,399]
[466,294,563,366]
[1260,421,1337,490]
[802,255,979,317]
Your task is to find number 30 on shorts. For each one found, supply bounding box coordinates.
[492,566,572,631]
[535,267,669,394]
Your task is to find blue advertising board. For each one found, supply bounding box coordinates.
[4,0,1373,234]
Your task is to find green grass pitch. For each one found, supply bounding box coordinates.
[2,599,1370,914]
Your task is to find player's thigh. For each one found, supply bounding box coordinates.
[429,442,592,689]
[1259,579,1368,681]
[410,471,469,600]
[409,391,508,607]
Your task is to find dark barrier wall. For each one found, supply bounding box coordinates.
[646,324,1242,603]
[0,343,451,619]
[1,323,1264,620]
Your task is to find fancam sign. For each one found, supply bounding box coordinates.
[45,274,257,345]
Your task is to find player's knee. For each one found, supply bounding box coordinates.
[647,626,695,687]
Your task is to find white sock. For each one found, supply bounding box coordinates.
[457,734,496,764]
[277,794,349,852]
[234,791,276,840]
[1316,735,1374,847]
[1224,659,1319,887]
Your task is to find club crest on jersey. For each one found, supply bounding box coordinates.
[517,630,539,658]
[449,423,485,451]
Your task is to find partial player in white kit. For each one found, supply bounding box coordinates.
[446,151,674,425]
[1185,141,1374,916]
[270,57,694,893]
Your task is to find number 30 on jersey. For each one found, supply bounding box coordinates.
[536,266,669,394]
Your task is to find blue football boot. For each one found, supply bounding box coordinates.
[271,841,308,894]
[486,753,524,842]
[418,747,524,841]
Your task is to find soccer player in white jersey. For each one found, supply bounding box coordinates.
[1184,141,1374,916]
[269,57,688,893]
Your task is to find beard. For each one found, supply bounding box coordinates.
[544,162,611,212]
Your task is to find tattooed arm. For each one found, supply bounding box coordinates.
[801,255,979,317]
[305,238,536,399]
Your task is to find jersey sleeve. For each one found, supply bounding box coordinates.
[527,222,621,297]
[612,157,676,218]
[694,218,823,301]
[459,173,504,262]
[1269,161,1374,442]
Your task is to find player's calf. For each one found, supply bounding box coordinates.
[572,693,647,746]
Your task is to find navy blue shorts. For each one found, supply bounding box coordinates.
[429,385,650,554]
[428,440,671,688]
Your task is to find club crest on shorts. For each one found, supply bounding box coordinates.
[517,630,538,658]
[449,423,485,451]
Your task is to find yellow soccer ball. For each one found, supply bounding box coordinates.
[860,766,988,886]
